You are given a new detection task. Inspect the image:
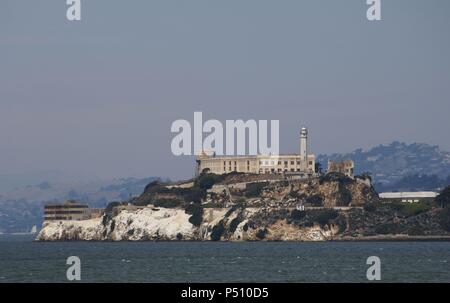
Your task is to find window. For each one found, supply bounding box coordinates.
[290,161,294,165]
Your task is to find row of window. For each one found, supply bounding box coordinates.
[259,160,313,166]
[44,205,88,209]
[44,210,86,215]
[260,168,306,173]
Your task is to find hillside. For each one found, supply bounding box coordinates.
[0,176,160,233]
[317,141,450,189]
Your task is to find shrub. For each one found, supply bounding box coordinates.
[194,173,225,191]
[186,187,206,203]
[153,198,184,208]
[242,223,249,232]
[338,186,353,205]
[210,221,225,241]
[319,172,352,185]
[386,202,430,217]
[105,201,121,215]
[439,207,450,232]
[235,197,247,205]
[375,223,401,235]
[436,185,450,208]
[306,195,323,207]
[407,225,425,236]
[143,181,169,194]
[185,204,203,227]
[400,203,430,217]
[256,228,268,240]
[291,209,306,220]
[309,209,339,226]
[363,203,377,212]
[229,216,242,233]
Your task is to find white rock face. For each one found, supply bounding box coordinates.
[37,218,104,241]
[37,207,199,241]
[110,208,196,240]
[37,206,340,242]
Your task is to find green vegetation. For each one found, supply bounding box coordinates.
[235,197,247,205]
[185,203,203,227]
[242,223,249,232]
[436,185,450,208]
[308,209,339,226]
[102,201,122,224]
[153,198,184,208]
[363,203,377,212]
[385,202,431,217]
[194,173,226,191]
[439,208,450,232]
[255,228,268,240]
[134,172,232,207]
[105,201,121,214]
[306,195,323,207]
[210,221,225,241]
[319,172,352,185]
[338,186,353,205]
[375,223,401,235]
[290,209,306,220]
[229,216,243,233]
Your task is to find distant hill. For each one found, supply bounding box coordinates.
[317,141,450,191]
[0,176,161,234]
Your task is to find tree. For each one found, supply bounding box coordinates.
[436,185,450,208]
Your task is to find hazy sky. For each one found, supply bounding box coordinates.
[1,0,449,183]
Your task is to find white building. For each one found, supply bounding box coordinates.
[196,127,316,176]
[379,192,438,203]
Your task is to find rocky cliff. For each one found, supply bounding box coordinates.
[37,173,450,241]
[36,206,340,241]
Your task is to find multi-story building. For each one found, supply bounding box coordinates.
[379,192,438,203]
[44,200,93,221]
[327,160,355,177]
[196,127,316,177]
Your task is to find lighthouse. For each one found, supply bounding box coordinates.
[300,127,308,169]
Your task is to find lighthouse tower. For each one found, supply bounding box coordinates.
[300,127,308,169]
